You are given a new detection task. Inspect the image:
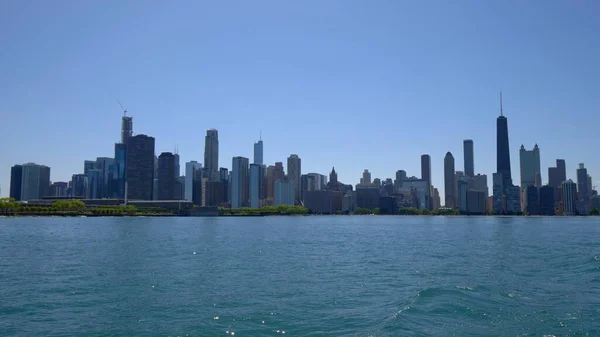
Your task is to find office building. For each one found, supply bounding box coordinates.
[525,185,539,215]
[577,163,590,201]
[121,114,133,145]
[539,185,555,215]
[467,190,487,214]
[444,152,456,208]
[113,143,127,198]
[360,169,372,185]
[506,185,521,214]
[253,138,263,165]
[394,170,407,192]
[304,190,343,214]
[204,129,219,180]
[174,151,180,178]
[492,173,504,214]
[50,182,69,197]
[463,139,474,177]
[157,152,175,200]
[561,180,577,215]
[250,164,266,208]
[421,154,431,186]
[457,178,468,213]
[287,154,301,204]
[126,134,155,200]
[71,174,87,198]
[10,165,23,201]
[548,159,567,201]
[519,144,541,191]
[432,188,441,210]
[184,161,202,201]
[231,156,250,208]
[20,163,51,201]
[397,178,430,210]
[275,179,295,206]
[496,93,513,193]
[356,185,380,210]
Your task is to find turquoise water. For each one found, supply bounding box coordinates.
[1,216,599,336]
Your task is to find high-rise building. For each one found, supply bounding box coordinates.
[10,165,23,201]
[466,190,487,214]
[20,163,51,201]
[250,164,266,208]
[577,163,590,202]
[421,154,431,186]
[506,185,521,214]
[275,179,295,206]
[539,185,555,215]
[231,156,250,208]
[84,160,96,175]
[492,172,504,214]
[525,185,540,215]
[157,152,175,200]
[496,93,513,193]
[121,115,133,145]
[126,134,155,200]
[174,151,180,178]
[71,174,87,198]
[50,182,69,197]
[394,170,407,192]
[548,159,567,201]
[287,154,301,204]
[457,178,468,213]
[253,138,263,165]
[561,179,577,215]
[519,144,541,191]
[184,161,202,202]
[360,169,372,185]
[204,129,219,180]
[463,140,474,177]
[444,152,456,208]
[96,157,115,198]
[113,143,127,198]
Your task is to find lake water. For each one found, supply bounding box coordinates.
[0,216,599,336]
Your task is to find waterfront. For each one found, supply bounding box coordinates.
[1,216,599,336]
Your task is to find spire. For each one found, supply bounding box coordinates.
[260,130,262,141]
[500,91,504,117]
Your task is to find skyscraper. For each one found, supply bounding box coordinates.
[496,93,512,192]
[20,163,51,201]
[157,152,176,200]
[444,152,456,208]
[561,179,577,215]
[287,154,301,204]
[114,143,127,198]
[231,156,249,208]
[10,165,23,201]
[121,114,133,145]
[394,170,407,192]
[492,172,504,214]
[126,134,155,200]
[173,149,180,178]
[577,163,589,201]
[548,159,566,201]
[361,169,372,185]
[250,164,266,208]
[421,154,431,186]
[184,161,202,201]
[463,139,474,177]
[254,138,263,165]
[519,144,541,191]
[204,129,219,180]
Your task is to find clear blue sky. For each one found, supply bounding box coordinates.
[1,0,599,202]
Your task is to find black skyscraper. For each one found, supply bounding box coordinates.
[496,93,512,192]
[157,152,175,200]
[10,165,23,201]
[126,134,155,200]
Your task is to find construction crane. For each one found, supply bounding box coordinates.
[118,100,127,116]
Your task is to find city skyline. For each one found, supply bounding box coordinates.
[1,1,599,201]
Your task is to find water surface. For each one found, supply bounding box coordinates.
[1,216,599,336]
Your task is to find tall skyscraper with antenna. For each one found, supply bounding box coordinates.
[119,101,133,145]
[496,92,512,193]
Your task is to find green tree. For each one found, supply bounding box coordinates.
[590,208,600,216]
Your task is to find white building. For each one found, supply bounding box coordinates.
[185,161,202,201]
[275,179,295,206]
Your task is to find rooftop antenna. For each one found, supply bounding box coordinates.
[118,100,127,116]
[500,91,503,117]
[260,130,262,141]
